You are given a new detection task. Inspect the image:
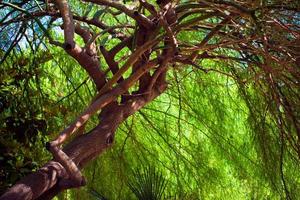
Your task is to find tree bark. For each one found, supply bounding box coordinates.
[0,82,166,200]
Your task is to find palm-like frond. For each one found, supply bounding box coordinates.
[89,188,109,200]
[127,166,168,200]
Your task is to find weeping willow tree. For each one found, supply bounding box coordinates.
[0,0,299,199]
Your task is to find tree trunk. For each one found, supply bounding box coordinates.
[0,82,166,200]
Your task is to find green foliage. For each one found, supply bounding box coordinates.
[89,188,109,200]
[127,166,168,200]
[0,50,50,193]
[76,62,299,199]
[1,0,300,199]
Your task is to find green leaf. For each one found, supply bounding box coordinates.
[84,3,94,17]
[93,9,106,20]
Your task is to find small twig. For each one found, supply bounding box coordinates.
[160,16,178,53]
[83,0,154,29]
[85,25,133,50]
[109,36,133,57]
[139,0,157,16]
[55,78,89,105]
[100,45,123,83]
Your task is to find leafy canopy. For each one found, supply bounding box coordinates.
[0,0,299,199]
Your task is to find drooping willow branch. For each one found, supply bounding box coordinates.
[50,57,158,146]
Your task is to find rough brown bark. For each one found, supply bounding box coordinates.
[1,2,175,198]
[0,81,166,200]
[1,0,298,199]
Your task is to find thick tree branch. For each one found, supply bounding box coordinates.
[0,161,66,200]
[0,71,167,200]
[63,44,106,90]
[2,1,298,199]
[95,37,160,97]
[54,0,75,49]
[50,57,158,147]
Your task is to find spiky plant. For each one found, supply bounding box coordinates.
[127,166,168,200]
[89,188,108,200]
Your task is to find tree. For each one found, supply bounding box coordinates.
[0,0,299,199]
